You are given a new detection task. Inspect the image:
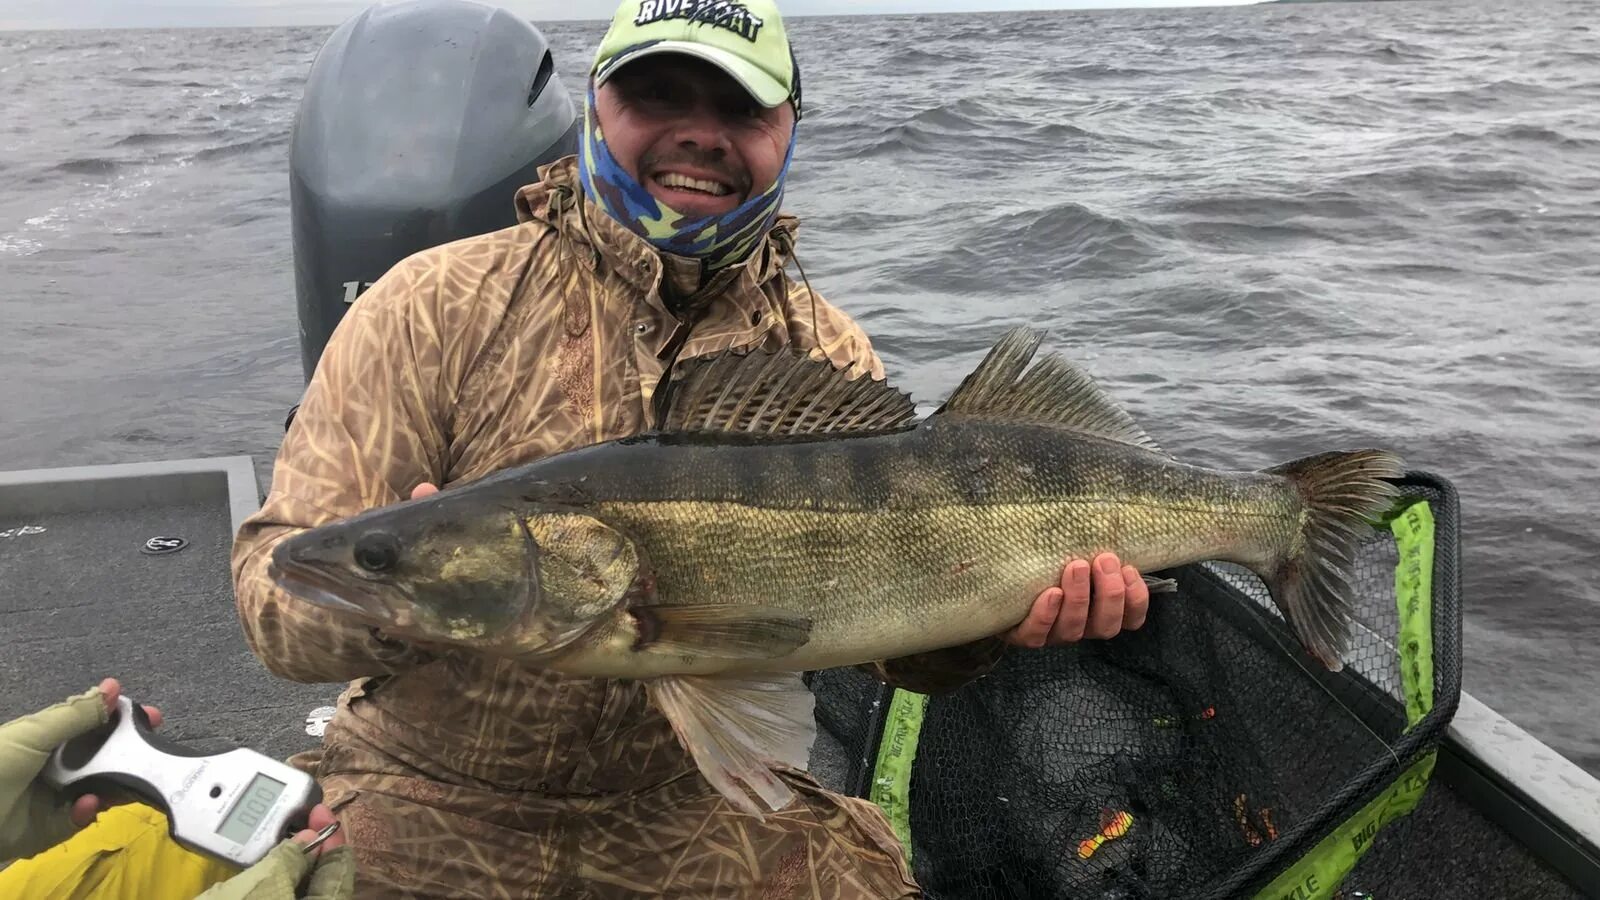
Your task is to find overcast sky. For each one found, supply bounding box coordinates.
[1,0,1262,31]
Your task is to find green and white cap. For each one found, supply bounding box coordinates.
[591,0,801,114]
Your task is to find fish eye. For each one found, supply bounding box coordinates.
[353,533,401,573]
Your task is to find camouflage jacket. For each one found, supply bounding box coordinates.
[230,156,891,793]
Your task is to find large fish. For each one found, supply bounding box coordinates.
[269,328,1404,815]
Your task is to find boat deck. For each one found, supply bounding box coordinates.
[0,458,334,762]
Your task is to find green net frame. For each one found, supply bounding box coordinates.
[806,471,1462,899]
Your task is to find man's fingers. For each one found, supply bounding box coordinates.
[98,678,120,715]
[1006,588,1062,648]
[291,804,347,858]
[1087,554,1126,639]
[307,804,347,852]
[97,678,162,728]
[1051,560,1091,644]
[1122,566,1150,631]
[410,483,439,500]
[70,795,101,828]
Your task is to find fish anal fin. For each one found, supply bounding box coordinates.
[935,327,1165,454]
[646,673,817,818]
[662,346,918,437]
[631,604,812,660]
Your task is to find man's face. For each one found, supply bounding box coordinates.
[595,55,796,218]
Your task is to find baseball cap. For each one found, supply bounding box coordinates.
[591,0,802,116]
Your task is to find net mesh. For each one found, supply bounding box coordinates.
[808,475,1463,899]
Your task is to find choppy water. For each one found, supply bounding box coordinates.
[2,0,1598,772]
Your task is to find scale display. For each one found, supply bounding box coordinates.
[218,773,289,844]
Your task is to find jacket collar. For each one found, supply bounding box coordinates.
[515,155,800,316]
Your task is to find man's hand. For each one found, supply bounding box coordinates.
[0,676,168,863]
[70,678,163,827]
[1005,553,1150,648]
[411,483,439,500]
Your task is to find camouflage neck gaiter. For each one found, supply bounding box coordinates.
[578,85,795,272]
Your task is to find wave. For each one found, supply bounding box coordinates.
[217,91,296,110]
[0,235,44,257]
[1332,162,1536,199]
[1372,39,1436,61]
[1481,124,1600,150]
[902,98,997,132]
[112,427,166,445]
[823,97,1108,160]
[870,201,1166,293]
[53,157,121,175]
[1403,78,1559,112]
[130,62,200,72]
[875,44,984,72]
[186,133,288,162]
[114,131,191,147]
[113,75,214,89]
[830,103,992,158]
[1056,63,1159,80]
[1161,190,1375,224]
[1184,30,1255,48]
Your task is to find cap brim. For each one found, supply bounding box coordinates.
[595,41,790,108]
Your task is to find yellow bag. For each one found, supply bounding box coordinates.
[0,803,239,899]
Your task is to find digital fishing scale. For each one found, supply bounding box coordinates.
[42,695,328,866]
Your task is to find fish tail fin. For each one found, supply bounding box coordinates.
[645,673,816,819]
[1259,449,1405,672]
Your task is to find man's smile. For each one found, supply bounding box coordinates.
[643,160,749,216]
[652,170,733,197]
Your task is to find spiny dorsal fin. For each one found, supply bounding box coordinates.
[662,346,918,437]
[935,327,1164,453]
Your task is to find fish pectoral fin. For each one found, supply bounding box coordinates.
[631,604,812,659]
[863,635,1010,695]
[646,673,816,818]
[933,327,1166,454]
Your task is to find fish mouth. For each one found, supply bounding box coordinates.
[268,553,401,625]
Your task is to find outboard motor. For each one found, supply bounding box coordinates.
[289,0,579,381]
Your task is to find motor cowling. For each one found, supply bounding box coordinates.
[289,0,580,381]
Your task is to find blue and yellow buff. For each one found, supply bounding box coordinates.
[578,85,796,273]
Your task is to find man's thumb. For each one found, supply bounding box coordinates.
[0,687,109,763]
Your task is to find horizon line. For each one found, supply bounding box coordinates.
[0,1,1275,34]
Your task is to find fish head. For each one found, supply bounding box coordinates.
[269,495,644,659]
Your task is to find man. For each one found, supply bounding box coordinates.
[232,0,1151,896]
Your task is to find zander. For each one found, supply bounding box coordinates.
[269,328,1404,816]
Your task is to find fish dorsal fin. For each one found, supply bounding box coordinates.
[662,346,918,437]
[935,327,1164,453]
